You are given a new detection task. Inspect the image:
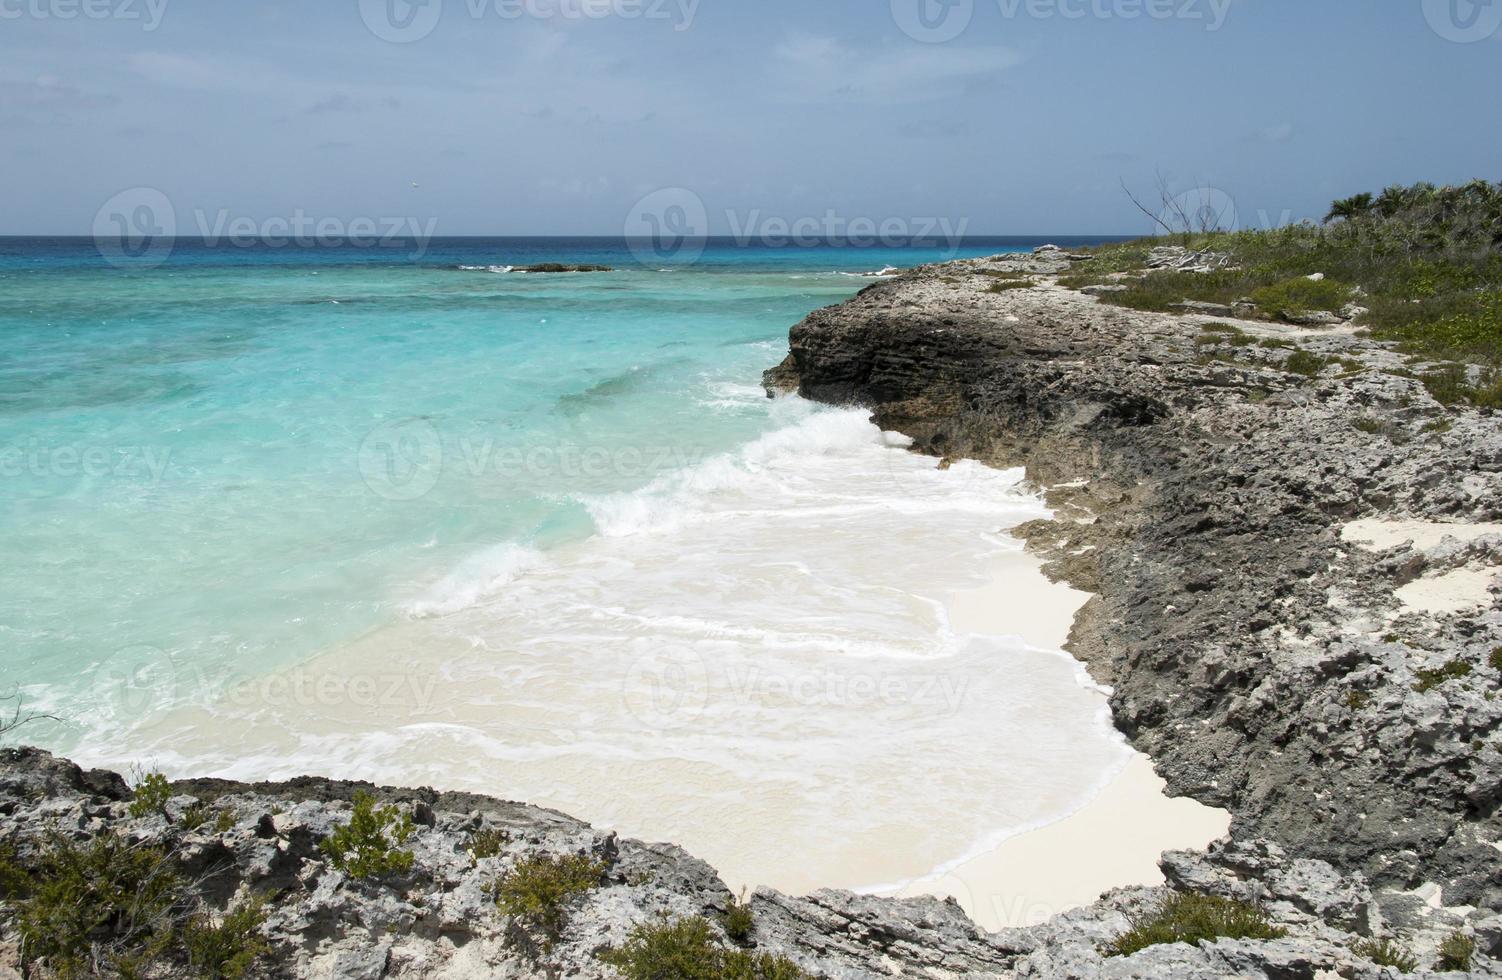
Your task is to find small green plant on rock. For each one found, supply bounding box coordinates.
[493,852,607,940]
[182,895,271,980]
[1438,929,1477,971]
[1283,350,1330,378]
[128,768,174,820]
[319,791,416,879]
[1107,892,1286,957]
[722,892,755,944]
[1490,647,1502,673]
[1354,936,1419,972]
[1415,659,1473,693]
[601,916,810,980]
[468,827,511,864]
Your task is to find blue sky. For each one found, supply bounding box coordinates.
[2,0,1500,235]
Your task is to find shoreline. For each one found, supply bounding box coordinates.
[875,539,1230,931]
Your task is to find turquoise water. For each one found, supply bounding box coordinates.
[0,236,1086,743]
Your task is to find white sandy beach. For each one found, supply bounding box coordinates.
[103,419,1230,934]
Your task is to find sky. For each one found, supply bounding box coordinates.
[2,0,1500,236]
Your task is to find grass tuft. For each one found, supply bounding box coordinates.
[1438,930,1477,971]
[601,916,809,980]
[1354,937,1419,972]
[1107,892,1286,957]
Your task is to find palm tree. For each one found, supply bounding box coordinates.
[1325,192,1374,224]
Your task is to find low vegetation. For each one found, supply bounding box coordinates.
[1283,351,1330,378]
[1415,659,1474,693]
[722,893,756,944]
[181,897,272,980]
[1106,892,1286,957]
[127,768,174,820]
[601,916,810,980]
[468,827,512,864]
[1073,180,1502,402]
[1353,936,1419,972]
[0,832,270,978]
[1438,930,1477,971]
[319,790,416,879]
[493,852,607,939]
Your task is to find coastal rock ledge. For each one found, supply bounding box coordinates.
[5,252,1502,978]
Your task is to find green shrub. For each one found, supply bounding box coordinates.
[468,827,511,864]
[1438,929,1477,971]
[128,769,173,820]
[722,893,755,944]
[1107,892,1286,957]
[1415,659,1473,693]
[1250,276,1352,319]
[319,791,416,879]
[1346,689,1371,711]
[5,833,182,977]
[182,896,271,980]
[1284,351,1330,377]
[493,852,606,938]
[601,916,810,980]
[1354,937,1419,971]
[1491,647,1502,673]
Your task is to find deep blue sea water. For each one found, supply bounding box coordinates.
[0,235,1146,901]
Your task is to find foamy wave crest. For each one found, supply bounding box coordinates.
[403,543,544,618]
[839,266,902,278]
[582,407,885,538]
[456,265,516,274]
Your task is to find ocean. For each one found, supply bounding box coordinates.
[1,235,1137,900]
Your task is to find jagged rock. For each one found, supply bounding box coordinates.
[763,251,1502,921]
